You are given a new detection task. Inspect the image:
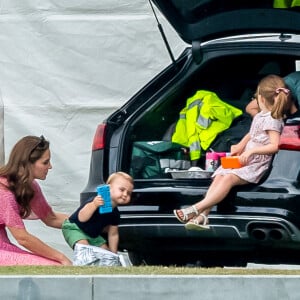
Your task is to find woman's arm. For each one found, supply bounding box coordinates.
[42,210,69,228]
[107,225,119,253]
[245,99,260,117]
[7,226,72,265]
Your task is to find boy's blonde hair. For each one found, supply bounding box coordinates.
[106,171,134,186]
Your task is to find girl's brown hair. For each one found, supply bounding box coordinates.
[258,74,291,119]
[0,135,49,218]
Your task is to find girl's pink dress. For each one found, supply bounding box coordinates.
[0,178,61,265]
[213,111,284,183]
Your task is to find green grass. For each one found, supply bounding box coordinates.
[1,266,300,276]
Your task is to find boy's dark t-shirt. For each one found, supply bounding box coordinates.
[69,200,120,238]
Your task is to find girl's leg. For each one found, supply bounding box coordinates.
[192,174,247,224]
[194,175,225,220]
[174,175,229,222]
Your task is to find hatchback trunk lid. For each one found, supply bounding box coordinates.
[151,1,300,43]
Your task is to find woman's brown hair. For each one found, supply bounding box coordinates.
[0,135,49,218]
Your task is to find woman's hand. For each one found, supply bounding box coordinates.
[8,226,72,265]
[59,255,72,266]
[42,211,69,229]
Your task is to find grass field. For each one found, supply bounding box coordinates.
[1,266,300,275]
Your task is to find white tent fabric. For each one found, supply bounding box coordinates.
[0,0,186,213]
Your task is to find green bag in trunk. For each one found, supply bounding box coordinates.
[130,141,190,179]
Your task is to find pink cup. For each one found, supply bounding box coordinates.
[205,152,219,172]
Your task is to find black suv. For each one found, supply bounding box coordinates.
[81,1,300,266]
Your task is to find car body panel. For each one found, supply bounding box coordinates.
[80,3,300,266]
[151,1,300,43]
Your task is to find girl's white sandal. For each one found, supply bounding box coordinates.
[173,205,199,224]
[185,213,210,230]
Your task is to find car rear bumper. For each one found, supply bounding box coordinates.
[119,213,300,252]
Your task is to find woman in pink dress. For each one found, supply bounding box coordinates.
[174,74,290,230]
[0,135,72,265]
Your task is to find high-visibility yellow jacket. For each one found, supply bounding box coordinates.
[172,90,242,160]
[273,0,300,8]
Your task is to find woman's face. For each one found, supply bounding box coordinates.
[30,149,52,180]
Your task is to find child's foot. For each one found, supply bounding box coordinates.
[173,205,199,223]
[185,213,210,230]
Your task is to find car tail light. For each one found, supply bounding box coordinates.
[92,123,107,150]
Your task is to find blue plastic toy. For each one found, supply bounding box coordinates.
[96,185,112,214]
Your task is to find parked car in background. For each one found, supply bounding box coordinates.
[81,1,300,266]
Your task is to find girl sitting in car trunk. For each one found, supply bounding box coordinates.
[174,74,290,230]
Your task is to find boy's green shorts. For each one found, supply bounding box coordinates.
[62,219,106,249]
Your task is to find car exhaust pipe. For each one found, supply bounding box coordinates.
[269,228,289,241]
[250,227,270,241]
[250,227,289,241]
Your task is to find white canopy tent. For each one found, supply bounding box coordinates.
[0,0,185,213]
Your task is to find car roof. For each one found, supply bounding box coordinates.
[151,1,300,44]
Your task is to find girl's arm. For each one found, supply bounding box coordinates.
[107,225,119,253]
[7,226,72,265]
[78,196,104,222]
[239,130,280,165]
[231,133,251,156]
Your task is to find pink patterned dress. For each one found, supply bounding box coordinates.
[213,111,284,183]
[0,178,61,265]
